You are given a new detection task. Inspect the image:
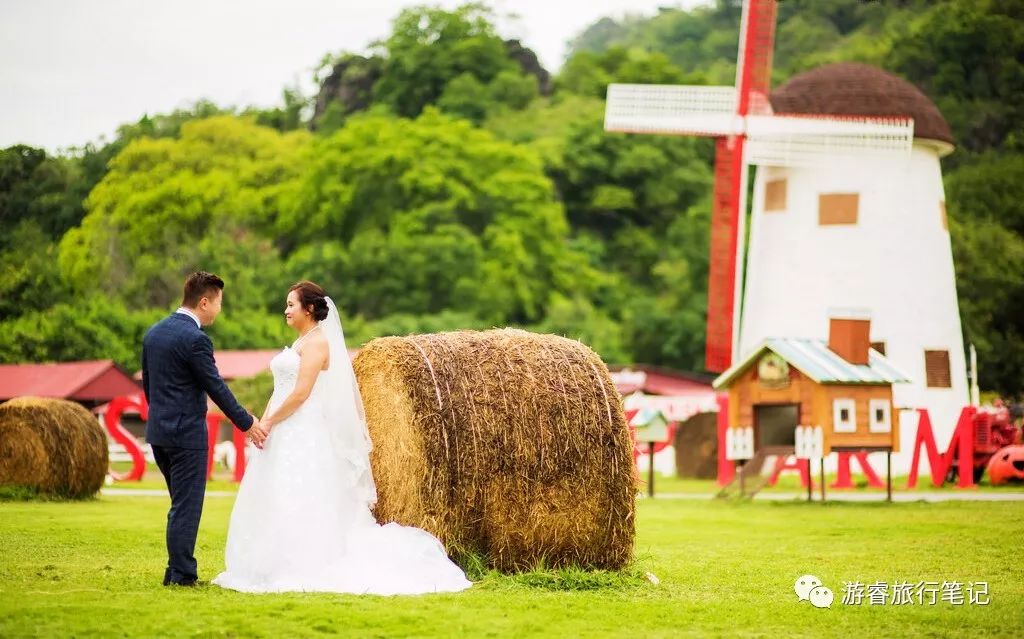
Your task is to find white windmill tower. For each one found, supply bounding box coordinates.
[604,0,968,474]
[739,63,967,474]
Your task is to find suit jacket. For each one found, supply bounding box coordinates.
[141,313,253,449]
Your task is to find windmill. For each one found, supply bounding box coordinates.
[603,0,914,373]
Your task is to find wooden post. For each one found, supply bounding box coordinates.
[739,460,746,497]
[887,451,892,503]
[806,458,813,502]
[647,442,655,498]
[819,457,826,503]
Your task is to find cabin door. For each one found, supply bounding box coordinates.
[754,403,799,449]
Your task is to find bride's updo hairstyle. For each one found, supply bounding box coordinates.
[289,280,329,321]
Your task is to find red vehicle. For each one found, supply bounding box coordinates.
[947,403,1021,483]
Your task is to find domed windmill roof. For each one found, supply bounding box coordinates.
[769,62,954,147]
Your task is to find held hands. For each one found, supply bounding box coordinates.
[246,415,269,449]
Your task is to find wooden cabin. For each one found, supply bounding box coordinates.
[712,319,909,457]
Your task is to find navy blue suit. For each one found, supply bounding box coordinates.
[141,312,253,585]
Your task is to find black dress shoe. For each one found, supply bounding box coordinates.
[166,579,207,587]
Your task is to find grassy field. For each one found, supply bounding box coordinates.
[2,491,1022,638]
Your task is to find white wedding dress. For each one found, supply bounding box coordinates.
[212,300,471,595]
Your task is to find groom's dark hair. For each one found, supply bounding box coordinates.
[182,271,225,308]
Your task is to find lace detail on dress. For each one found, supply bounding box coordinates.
[271,348,299,392]
[267,348,329,426]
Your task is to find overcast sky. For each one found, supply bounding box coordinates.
[0,0,708,151]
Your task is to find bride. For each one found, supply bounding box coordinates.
[212,281,471,595]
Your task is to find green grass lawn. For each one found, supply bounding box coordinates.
[2,493,1022,638]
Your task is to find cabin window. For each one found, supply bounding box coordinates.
[818,193,859,225]
[869,399,892,433]
[833,398,856,433]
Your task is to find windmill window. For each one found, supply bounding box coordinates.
[765,179,787,211]
[925,350,952,388]
[818,193,859,225]
[833,398,856,433]
[939,201,948,231]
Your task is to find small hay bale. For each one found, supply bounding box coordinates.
[674,412,719,479]
[354,328,635,572]
[0,397,109,498]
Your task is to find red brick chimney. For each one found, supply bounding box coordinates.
[828,317,871,365]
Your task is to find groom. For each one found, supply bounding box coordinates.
[141,271,268,586]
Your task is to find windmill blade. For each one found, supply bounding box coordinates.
[604,84,739,137]
[734,0,779,115]
[745,114,914,167]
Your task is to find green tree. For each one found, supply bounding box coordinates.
[553,51,612,98]
[280,240,349,299]
[248,86,309,132]
[555,47,693,99]
[341,216,484,317]
[343,310,486,347]
[0,221,70,319]
[564,5,736,84]
[72,101,227,205]
[482,94,606,172]
[0,297,162,369]
[532,293,630,363]
[59,116,308,310]
[0,145,85,242]
[890,0,1024,155]
[311,53,386,132]
[436,73,493,123]
[488,70,538,110]
[284,109,585,323]
[625,198,711,372]
[949,214,1024,396]
[554,112,712,238]
[373,4,516,118]
[947,152,1024,395]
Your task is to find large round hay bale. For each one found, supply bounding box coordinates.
[0,397,108,498]
[354,328,635,572]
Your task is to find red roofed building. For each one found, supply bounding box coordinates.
[608,364,719,422]
[209,350,282,379]
[132,349,282,382]
[0,360,142,409]
[608,364,722,480]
